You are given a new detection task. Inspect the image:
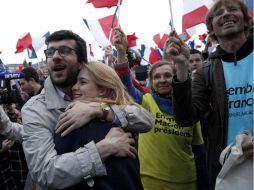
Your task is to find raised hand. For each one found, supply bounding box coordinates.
[103,45,116,67]
[164,31,190,81]
[113,27,128,63]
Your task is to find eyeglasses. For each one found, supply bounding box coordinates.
[44,46,76,58]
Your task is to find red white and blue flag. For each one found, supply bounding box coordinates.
[140,44,162,65]
[28,31,50,59]
[83,15,118,47]
[153,21,172,50]
[182,0,213,37]
[16,32,49,59]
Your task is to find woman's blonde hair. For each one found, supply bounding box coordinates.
[77,61,137,106]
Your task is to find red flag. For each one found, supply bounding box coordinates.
[153,22,172,49]
[15,33,33,54]
[86,0,123,8]
[127,33,138,48]
[153,33,169,50]
[182,0,211,34]
[149,47,161,64]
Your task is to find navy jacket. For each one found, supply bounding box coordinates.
[54,120,143,190]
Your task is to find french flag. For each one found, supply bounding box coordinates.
[182,0,212,32]
[28,31,50,59]
[27,47,37,59]
[83,15,118,48]
[140,44,162,65]
[153,21,172,50]
[32,32,50,52]
[188,39,203,50]
[198,33,207,44]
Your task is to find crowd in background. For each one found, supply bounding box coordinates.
[0,0,253,189]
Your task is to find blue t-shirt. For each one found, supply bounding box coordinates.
[222,51,254,144]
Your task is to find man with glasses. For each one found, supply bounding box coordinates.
[21,30,153,189]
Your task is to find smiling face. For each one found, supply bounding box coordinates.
[210,3,246,41]
[72,68,100,99]
[151,64,173,95]
[46,39,80,89]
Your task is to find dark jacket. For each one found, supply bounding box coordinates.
[54,120,143,190]
[172,35,253,188]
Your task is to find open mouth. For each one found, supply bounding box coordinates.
[53,66,65,72]
[222,20,235,27]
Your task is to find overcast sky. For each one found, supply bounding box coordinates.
[0,0,184,64]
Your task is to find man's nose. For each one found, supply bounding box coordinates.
[222,8,231,17]
[52,50,61,58]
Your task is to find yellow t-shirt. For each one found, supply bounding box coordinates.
[139,94,203,185]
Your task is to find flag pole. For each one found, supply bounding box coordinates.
[117,0,121,27]
[108,1,120,42]
[169,0,175,30]
[106,3,120,65]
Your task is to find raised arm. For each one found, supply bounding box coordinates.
[167,31,210,126]
[113,27,144,103]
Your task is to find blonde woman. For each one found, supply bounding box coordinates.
[54,61,152,190]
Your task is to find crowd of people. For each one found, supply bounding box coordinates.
[0,0,253,189]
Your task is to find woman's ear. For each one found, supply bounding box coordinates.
[98,86,109,97]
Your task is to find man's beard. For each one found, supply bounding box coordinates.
[50,68,78,88]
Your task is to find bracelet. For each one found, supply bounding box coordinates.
[100,103,110,121]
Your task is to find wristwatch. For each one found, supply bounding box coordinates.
[100,103,110,120]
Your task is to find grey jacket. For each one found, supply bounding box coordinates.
[21,77,153,190]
